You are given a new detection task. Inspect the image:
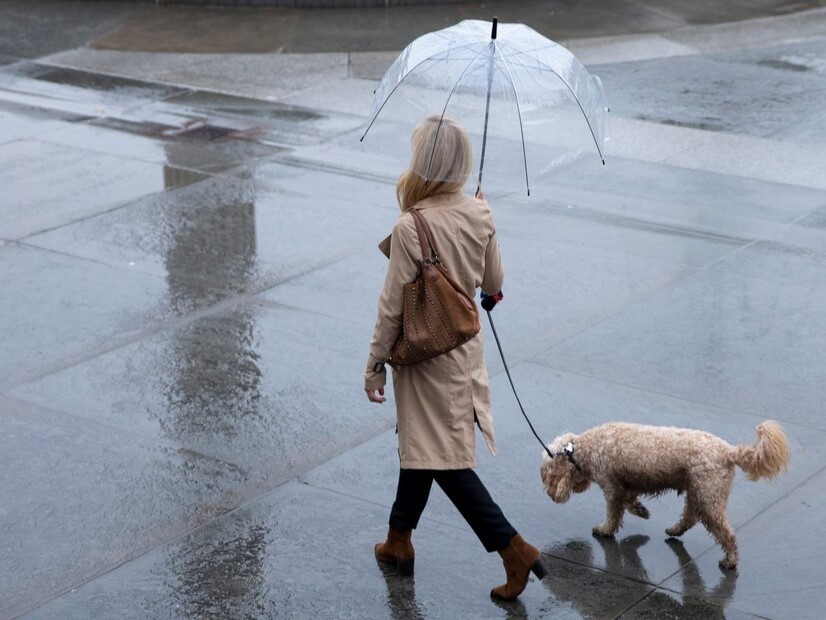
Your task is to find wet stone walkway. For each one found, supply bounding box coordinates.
[1,2,826,619]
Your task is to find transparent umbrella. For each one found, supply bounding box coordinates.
[360,18,609,197]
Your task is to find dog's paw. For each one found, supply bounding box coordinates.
[665,526,684,537]
[627,502,650,520]
[592,525,616,538]
[718,557,738,571]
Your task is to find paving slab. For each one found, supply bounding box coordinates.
[23,169,393,301]
[596,116,826,190]
[279,75,378,116]
[35,117,282,171]
[666,7,826,54]
[264,198,742,367]
[0,99,90,147]
[618,587,764,620]
[1,61,187,102]
[0,243,180,389]
[796,203,826,229]
[709,37,826,76]
[0,62,188,122]
[0,395,263,620]
[543,535,774,619]
[658,467,826,620]
[19,481,652,620]
[533,268,826,430]
[2,2,826,619]
[258,160,397,210]
[155,53,349,102]
[540,155,826,236]
[0,139,164,239]
[566,34,697,66]
[39,49,218,81]
[303,363,825,589]
[709,239,826,289]
[594,50,826,140]
[9,301,392,482]
[161,90,365,146]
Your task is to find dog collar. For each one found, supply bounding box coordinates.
[559,441,582,472]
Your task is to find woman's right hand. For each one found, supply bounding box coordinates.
[365,387,387,404]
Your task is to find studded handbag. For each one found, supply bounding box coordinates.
[389,209,481,366]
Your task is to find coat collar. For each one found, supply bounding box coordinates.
[411,191,465,210]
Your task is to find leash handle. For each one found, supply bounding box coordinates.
[485,310,550,456]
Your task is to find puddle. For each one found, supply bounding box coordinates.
[6,62,184,98]
[798,205,826,229]
[758,59,811,72]
[640,115,726,132]
[88,117,283,174]
[0,97,94,124]
[168,91,324,123]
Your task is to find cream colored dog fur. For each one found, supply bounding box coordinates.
[540,421,790,569]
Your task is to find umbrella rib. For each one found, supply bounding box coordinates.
[494,46,531,196]
[424,46,489,178]
[360,40,484,141]
[498,43,606,163]
[496,42,562,63]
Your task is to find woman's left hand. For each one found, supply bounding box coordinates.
[365,387,386,404]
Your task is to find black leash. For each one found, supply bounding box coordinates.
[485,309,550,456]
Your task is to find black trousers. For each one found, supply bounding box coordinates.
[388,468,517,553]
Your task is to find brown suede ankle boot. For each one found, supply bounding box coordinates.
[374,527,415,576]
[490,534,548,601]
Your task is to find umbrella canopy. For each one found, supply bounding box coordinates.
[361,18,609,196]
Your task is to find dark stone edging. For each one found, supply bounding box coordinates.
[105,0,469,7]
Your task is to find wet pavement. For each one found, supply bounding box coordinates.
[2,1,826,619]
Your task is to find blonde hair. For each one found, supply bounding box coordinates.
[396,115,472,212]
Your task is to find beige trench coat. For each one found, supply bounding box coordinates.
[364,192,504,469]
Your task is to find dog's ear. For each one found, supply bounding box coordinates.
[540,457,559,499]
[572,478,591,494]
[541,457,575,503]
[554,465,575,503]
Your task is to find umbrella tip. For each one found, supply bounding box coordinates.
[491,17,498,40]
[602,158,606,165]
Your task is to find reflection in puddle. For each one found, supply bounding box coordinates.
[377,562,426,620]
[153,141,264,440]
[543,536,737,618]
[166,522,269,617]
[4,62,182,99]
[595,534,652,581]
[162,132,262,188]
[491,596,530,620]
[150,139,271,612]
[168,90,324,123]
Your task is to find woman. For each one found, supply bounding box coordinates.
[364,115,548,601]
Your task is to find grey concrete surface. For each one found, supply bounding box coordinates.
[1,1,826,619]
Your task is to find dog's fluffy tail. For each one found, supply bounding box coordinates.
[733,421,790,481]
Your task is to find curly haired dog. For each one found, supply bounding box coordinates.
[540,421,790,569]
